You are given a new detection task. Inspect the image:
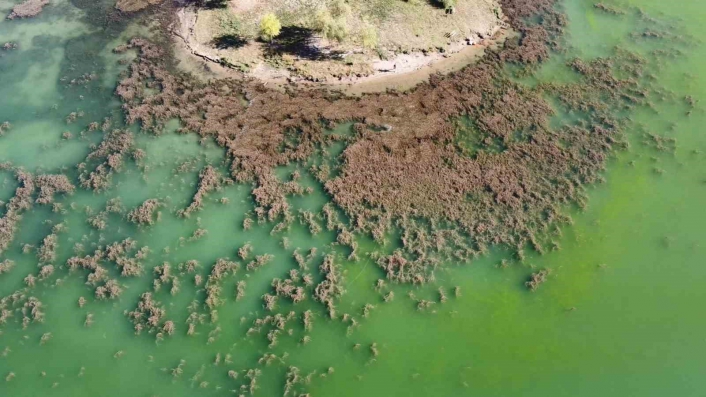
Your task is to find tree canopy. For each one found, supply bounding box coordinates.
[259,13,282,42]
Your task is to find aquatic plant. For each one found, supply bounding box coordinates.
[187,227,208,241]
[246,254,273,272]
[37,231,60,264]
[313,254,345,318]
[0,170,34,255]
[178,259,201,274]
[0,121,11,135]
[162,320,175,335]
[39,332,52,345]
[299,210,322,236]
[78,130,136,192]
[0,260,15,275]
[594,2,626,15]
[127,199,162,226]
[302,309,314,331]
[204,258,239,309]
[127,292,169,335]
[417,299,435,311]
[526,269,550,291]
[84,313,94,327]
[38,265,54,281]
[383,291,394,302]
[370,342,379,358]
[178,165,223,217]
[21,296,45,328]
[438,287,447,303]
[95,279,123,299]
[107,238,148,276]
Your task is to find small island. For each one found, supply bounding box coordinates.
[174,0,507,91]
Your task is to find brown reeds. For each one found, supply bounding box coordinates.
[78,130,136,192]
[178,165,223,217]
[6,0,49,20]
[127,199,162,226]
[526,269,550,291]
[313,255,345,318]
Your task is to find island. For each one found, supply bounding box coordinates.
[172,0,508,92]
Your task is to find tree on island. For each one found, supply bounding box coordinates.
[259,13,282,42]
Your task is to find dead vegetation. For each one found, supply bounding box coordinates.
[127,199,162,226]
[78,130,137,192]
[6,0,49,20]
[178,165,224,217]
[0,170,73,256]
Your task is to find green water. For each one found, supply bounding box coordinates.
[1,0,706,396]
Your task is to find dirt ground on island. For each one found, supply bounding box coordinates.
[171,0,506,87]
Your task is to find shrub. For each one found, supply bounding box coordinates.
[360,23,378,49]
[330,0,351,18]
[313,8,348,42]
[259,13,282,42]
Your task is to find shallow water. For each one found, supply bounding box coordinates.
[1,0,705,396]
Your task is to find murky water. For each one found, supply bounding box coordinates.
[1,0,705,396]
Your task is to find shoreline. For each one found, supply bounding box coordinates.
[171,6,511,96]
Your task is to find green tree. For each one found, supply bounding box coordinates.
[259,13,282,42]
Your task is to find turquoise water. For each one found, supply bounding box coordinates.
[1,0,706,396]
